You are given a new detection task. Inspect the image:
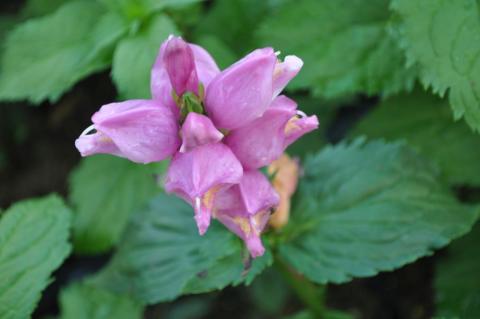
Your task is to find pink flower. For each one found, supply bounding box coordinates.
[213,170,280,258]
[165,143,243,235]
[180,112,223,153]
[225,95,318,169]
[76,35,318,258]
[151,36,220,117]
[75,100,179,164]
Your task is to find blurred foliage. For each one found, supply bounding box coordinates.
[69,155,165,254]
[352,90,480,186]
[91,193,272,304]
[435,222,480,318]
[59,282,143,319]
[0,195,71,319]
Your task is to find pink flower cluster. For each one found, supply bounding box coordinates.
[75,36,318,258]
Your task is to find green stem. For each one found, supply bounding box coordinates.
[275,257,326,318]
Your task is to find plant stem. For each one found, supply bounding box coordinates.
[275,257,326,318]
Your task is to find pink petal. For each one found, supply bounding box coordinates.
[151,36,220,116]
[165,143,243,235]
[164,37,199,96]
[284,114,319,147]
[180,112,223,153]
[272,55,303,97]
[76,100,180,164]
[213,170,279,258]
[225,96,296,169]
[205,48,277,130]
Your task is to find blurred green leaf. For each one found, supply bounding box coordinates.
[392,0,480,132]
[435,223,480,318]
[249,268,290,316]
[0,195,72,319]
[69,155,162,254]
[0,15,17,44]
[284,310,353,319]
[193,0,276,55]
[352,90,480,185]
[0,1,128,103]
[100,0,203,21]
[93,193,271,304]
[257,0,416,98]
[280,138,478,284]
[59,282,143,319]
[21,0,69,18]
[194,35,237,69]
[112,14,177,99]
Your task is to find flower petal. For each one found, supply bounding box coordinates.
[180,112,223,153]
[225,95,296,169]
[213,170,279,258]
[151,36,220,116]
[76,100,180,164]
[164,36,199,96]
[272,55,303,97]
[284,114,319,147]
[205,48,277,130]
[165,143,243,234]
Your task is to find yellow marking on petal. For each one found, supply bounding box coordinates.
[233,216,252,236]
[268,154,300,229]
[98,135,113,143]
[202,186,221,211]
[285,116,300,135]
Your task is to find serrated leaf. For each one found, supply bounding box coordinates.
[392,0,480,132]
[257,0,416,98]
[59,282,143,319]
[0,195,72,319]
[352,91,480,185]
[69,155,162,255]
[93,193,271,304]
[0,1,128,104]
[280,138,478,284]
[112,14,178,99]
[435,223,480,318]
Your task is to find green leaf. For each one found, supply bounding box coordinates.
[59,282,143,319]
[0,195,72,319]
[69,155,162,255]
[392,0,480,132]
[112,14,178,99]
[352,90,480,185]
[193,0,275,55]
[100,0,202,21]
[280,138,478,284]
[21,0,70,18]
[435,223,480,318]
[93,193,271,304]
[0,1,128,104]
[194,35,237,69]
[257,0,416,98]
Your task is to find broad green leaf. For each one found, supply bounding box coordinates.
[112,14,178,99]
[257,0,416,98]
[280,139,478,284]
[392,0,480,132]
[193,0,275,55]
[93,193,271,304]
[59,282,143,319]
[0,195,72,319]
[352,91,480,185]
[100,0,202,21]
[0,1,128,104]
[69,155,162,254]
[435,223,480,318]
[21,0,69,18]
[0,15,17,44]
